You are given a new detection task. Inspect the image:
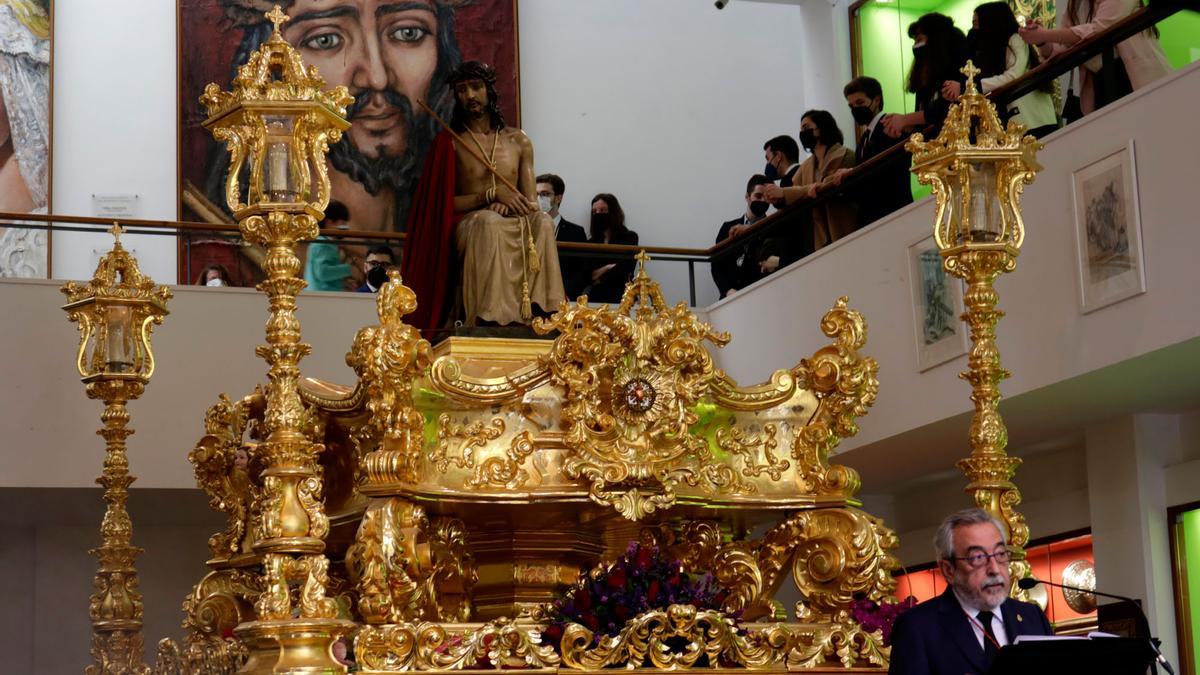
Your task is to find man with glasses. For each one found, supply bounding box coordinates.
[888,508,1052,674]
[357,245,398,293]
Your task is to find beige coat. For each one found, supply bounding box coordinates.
[1051,0,1171,113]
[792,143,857,250]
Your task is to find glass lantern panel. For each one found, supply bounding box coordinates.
[943,164,965,246]
[967,161,1002,243]
[103,304,136,374]
[263,115,298,204]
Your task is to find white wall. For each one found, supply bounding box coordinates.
[0,280,378,489]
[50,0,178,284]
[518,0,835,306]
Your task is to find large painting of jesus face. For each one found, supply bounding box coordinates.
[178,0,517,241]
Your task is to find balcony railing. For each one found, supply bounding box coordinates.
[0,0,1192,304]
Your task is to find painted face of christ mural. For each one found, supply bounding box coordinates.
[179,0,518,264]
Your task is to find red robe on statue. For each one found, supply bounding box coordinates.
[401,130,458,331]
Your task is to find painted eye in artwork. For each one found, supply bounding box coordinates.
[301,32,343,51]
[389,25,429,44]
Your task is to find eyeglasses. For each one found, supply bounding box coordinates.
[950,548,1012,569]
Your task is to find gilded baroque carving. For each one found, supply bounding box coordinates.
[530,253,735,520]
[432,415,505,474]
[347,498,478,625]
[357,618,560,672]
[347,271,433,486]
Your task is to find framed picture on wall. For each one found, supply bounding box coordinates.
[907,234,967,372]
[1071,140,1146,314]
[176,0,520,285]
[0,0,52,278]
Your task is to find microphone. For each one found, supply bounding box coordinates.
[1018,577,1175,675]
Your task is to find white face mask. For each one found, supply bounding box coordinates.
[537,195,554,213]
[206,278,226,287]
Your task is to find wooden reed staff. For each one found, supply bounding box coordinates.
[416,98,529,202]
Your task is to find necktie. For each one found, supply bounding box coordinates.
[976,610,1001,662]
[858,129,870,162]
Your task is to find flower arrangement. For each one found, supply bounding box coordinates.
[849,596,917,646]
[540,543,727,651]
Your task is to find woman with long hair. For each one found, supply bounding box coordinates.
[585,193,639,304]
[882,13,968,138]
[1019,0,1169,114]
[942,2,1058,138]
[759,110,857,261]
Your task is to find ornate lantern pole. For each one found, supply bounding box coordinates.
[62,223,171,675]
[907,62,1043,593]
[200,5,354,672]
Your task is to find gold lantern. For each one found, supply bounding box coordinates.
[907,61,1042,596]
[62,223,171,675]
[199,5,354,672]
[200,5,351,222]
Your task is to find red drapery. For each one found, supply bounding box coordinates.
[401,130,458,331]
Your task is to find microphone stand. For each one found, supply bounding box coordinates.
[1019,578,1175,675]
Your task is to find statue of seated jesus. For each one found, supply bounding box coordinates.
[402,62,564,329]
[447,62,564,325]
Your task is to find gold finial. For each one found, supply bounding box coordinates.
[265,5,290,35]
[108,222,124,245]
[635,250,650,272]
[961,60,981,94]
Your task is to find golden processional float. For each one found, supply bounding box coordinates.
[59,5,1044,672]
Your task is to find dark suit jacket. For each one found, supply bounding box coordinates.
[711,216,762,297]
[888,588,1053,675]
[585,229,639,304]
[852,123,914,228]
[779,163,800,189]
[555,217,588,299]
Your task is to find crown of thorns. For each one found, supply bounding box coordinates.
[447,61,497,86]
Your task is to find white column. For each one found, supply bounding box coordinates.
[1084,414,1182,668]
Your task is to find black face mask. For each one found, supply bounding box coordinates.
[798,129,818,152]
[912,42,926,56]
[851,104,876,126]
[367,265,390,290]
[749,200,770,218]
[763,161,780,181]
[591,212,612,234]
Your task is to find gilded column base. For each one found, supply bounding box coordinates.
[234,617,356,675]
[254,537,326,555]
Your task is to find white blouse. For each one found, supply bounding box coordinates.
[979,34,1058,131]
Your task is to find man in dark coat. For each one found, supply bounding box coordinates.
[838,76,913,229]
[537,173,588,300]
[888,508,1053,675]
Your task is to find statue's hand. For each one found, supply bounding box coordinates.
[488,202,512,216]
[496,185,535,215]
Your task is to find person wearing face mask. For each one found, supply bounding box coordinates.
[887,508,1052,675]
[881,13,969,139]
[758,110,856,272]
[829,76,914,229]
[712,174,772,299]
[197,263,232,287]
[761,136,802,188]
[943,3,1057,138]
[536,173,588,300]
[584,193,639,304]
[303,201,355,292]
[356,245,397,293]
